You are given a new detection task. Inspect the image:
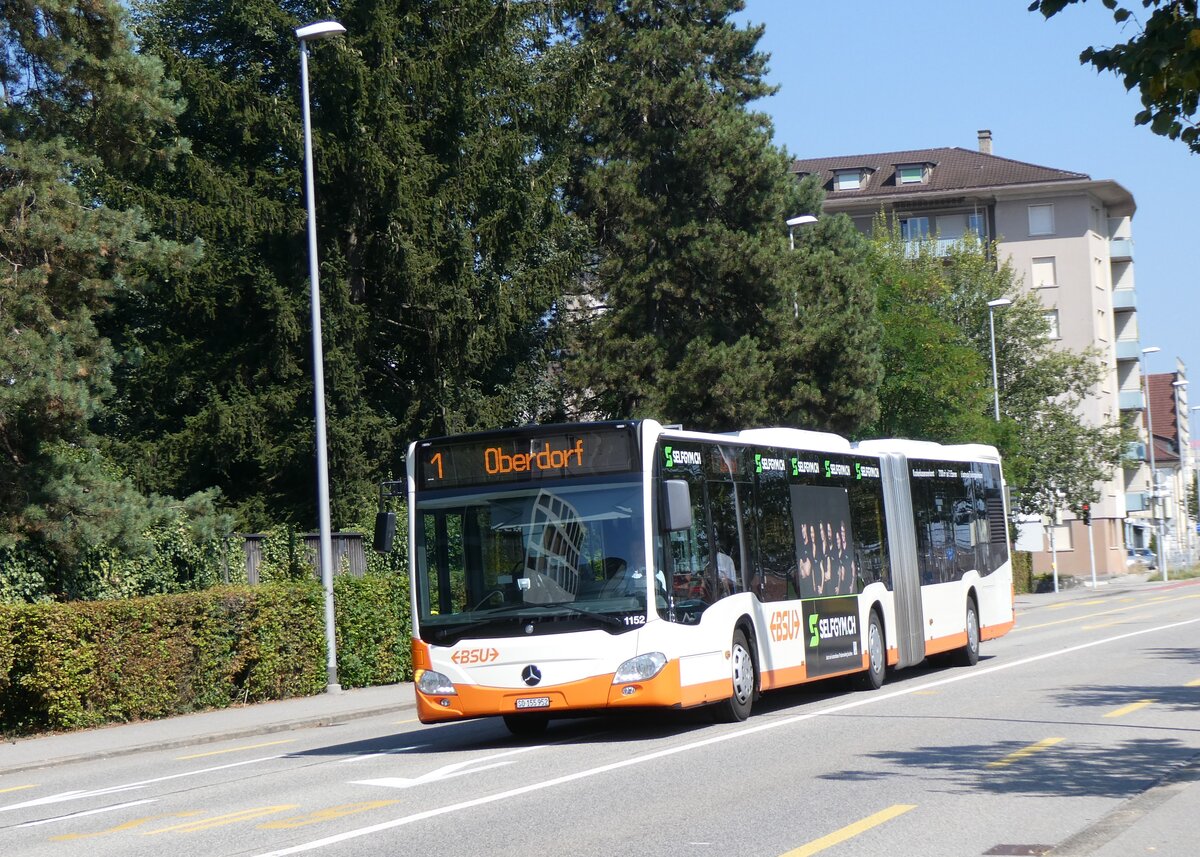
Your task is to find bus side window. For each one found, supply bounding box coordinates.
[708,479,745,599]
[668,477,711,609]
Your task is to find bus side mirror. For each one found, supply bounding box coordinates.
[662,479,693,532]
[373,511,397,553]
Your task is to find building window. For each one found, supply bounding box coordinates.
[1043,309,1060,339]
[1032,256,1057,288]
[897,165,926,185]
[968,212,986,240]
[833,170,863,191]
[1028,204,1055,236]
[900,217,930,241]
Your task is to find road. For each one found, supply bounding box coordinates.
[2,579,1198,857]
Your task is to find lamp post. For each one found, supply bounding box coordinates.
[1140,346,1165,582]
[297,19,346,693]
[785,215,817,319]
[786,214,817,251]
[986,298,1012,421]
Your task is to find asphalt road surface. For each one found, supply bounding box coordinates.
[2,579,1198,857]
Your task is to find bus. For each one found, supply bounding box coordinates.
[374,420,1014,735]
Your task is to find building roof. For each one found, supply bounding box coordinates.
[791,147,1088,197]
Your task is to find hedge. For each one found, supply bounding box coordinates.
[0,574,412,737]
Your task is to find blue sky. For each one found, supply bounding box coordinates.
[740,0,1199,404]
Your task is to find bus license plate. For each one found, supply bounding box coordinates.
[515,697,550,710]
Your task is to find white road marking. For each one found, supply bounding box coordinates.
[257,614,1200,856]
[0,754,289,813]
[334,745,425,764]
[16,799,157,827]
[350,745,542,789]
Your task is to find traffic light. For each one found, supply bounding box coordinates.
[1081,502,1091,525]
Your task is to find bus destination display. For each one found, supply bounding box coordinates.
[417,428,638,489]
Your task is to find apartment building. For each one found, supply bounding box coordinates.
[791,131,1151,576]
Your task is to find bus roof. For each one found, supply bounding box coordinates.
[855,437,1002,463]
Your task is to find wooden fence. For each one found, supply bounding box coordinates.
[241,533,367,584]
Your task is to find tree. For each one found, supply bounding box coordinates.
[866,226,1124,518]
[110,0,585,529]
[560,0,880,433]
[0,0,223,598]
[1030,0,1200,153]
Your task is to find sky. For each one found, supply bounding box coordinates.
[738,0,1199,405]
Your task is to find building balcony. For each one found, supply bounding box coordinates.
[1112,289,1137,311]
[1125,491,1149,512]
[1110,237,1133,260]
[1123,441,1147,464]
[1115,340,1144,362]
[1118,389,1145,410]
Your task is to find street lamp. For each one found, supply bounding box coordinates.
[297,18,346,693]
[786,214,818,251]
[1140,346,1165,582]
[785,215,818,319]
[986,298,1012,421]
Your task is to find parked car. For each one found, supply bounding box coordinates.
[1126,547,1157,569]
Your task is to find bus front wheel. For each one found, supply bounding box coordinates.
[714,629,756,723]
[958,598,980,667]
[503,713,549,737]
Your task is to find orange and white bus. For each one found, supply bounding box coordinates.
[376,420,1014,735]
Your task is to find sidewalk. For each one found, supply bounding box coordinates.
[0,681,415,776]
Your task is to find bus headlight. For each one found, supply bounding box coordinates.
[415,669,457,696]
[613,652,667,684]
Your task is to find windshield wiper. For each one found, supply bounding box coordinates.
[537,602,626,629]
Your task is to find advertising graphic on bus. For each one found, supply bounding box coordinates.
[374,420,1014,735]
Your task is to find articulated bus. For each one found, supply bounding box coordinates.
[375,420,1014,735]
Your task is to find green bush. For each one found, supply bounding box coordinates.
[1012,551,1033,594]
[0,583,327,736]
[0,571,415,737]
[334,573,412,688]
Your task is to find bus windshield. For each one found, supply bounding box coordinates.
[414,478,649,645]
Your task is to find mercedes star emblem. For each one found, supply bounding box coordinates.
[521,665,542,686]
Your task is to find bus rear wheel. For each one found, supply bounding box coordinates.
[958,597,980,667]
[714,629,756,723]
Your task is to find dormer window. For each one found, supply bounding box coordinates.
[896,163,931,185]
[833,169,869,191]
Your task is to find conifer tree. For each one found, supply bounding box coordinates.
[112,0,584,528]
[559,0,880,432]
[0,0,217,595]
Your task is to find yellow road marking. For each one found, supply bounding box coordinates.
[142,805,297,835]
[176,739,295,760]
[1104,699,1154,719]
[1186,678,1200,688]
[0,784,36,794]
[51,812,203,841]
[1082,621,1120,630]
[258,801,401,830]
[986,737,1064,768]
[1047,598,1105,611]
[394,717,419,725]
[780,804,917,857]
